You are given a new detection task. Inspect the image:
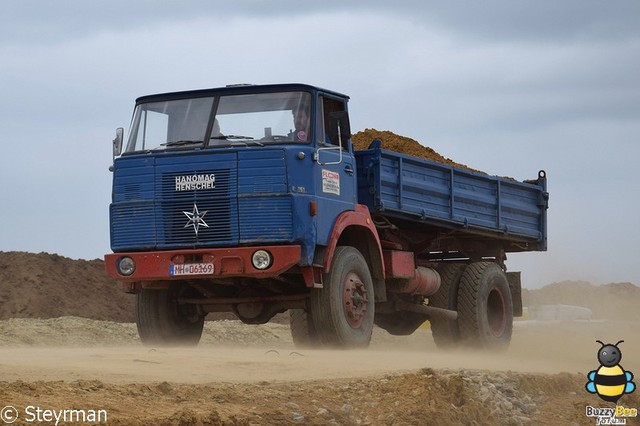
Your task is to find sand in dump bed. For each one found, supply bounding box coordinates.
[352,128,479,172]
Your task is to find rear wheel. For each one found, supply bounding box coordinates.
[456,262,513,349]
[309,246,374,348]
[429,263,466,348]
[136,283,205,346]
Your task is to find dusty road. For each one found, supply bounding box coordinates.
[1,253,639,424]
[1,322,638,384]
[1,318,639,425]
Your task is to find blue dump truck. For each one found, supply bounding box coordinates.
[105,83,548,349]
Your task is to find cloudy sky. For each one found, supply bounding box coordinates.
[1,1,638,288]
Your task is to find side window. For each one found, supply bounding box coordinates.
[317,96,348,149]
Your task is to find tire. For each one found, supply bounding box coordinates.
[136,283,205,346]
[429,263,466,348]
[289,309,320,348]
[457,262,513,349]
[309,246,375,348]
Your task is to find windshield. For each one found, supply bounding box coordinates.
[125,97,214,152]
[123,91,312,153]
[212,92,311,145]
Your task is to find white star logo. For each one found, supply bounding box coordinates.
[183,203,209,236]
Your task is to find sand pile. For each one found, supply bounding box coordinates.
[522,280,640,321]
[0,251,134,322]
[352,128,477,172]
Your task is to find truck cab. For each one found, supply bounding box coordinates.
[106,84,380,345]
[110,84,356,259]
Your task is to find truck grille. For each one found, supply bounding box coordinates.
[158,169,237,247]
[110,150,295,252]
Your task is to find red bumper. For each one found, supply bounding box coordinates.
[105,245,302,281]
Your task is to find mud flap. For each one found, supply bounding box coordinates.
[506,271,523,317]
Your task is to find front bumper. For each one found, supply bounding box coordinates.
[105,245,302,281]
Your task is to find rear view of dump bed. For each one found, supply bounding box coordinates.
[355,146,548,253]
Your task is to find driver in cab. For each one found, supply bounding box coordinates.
[290,107,309,142]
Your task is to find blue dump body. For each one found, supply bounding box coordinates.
[110,144,548,257]
[355,146,548,252]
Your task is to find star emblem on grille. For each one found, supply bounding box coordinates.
[183,203,209,236]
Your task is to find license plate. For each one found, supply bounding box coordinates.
[170,263,214,276]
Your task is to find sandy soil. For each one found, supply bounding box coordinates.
[1,252,639,425]
[1,318,639,425]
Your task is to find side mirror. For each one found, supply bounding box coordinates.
[112,127,124,158]
[327,111,351,148]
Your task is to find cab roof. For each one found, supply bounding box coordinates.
[135,83,350,104]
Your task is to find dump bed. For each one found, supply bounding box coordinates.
[355,146,548,252]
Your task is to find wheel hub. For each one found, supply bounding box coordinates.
[343,272,369,328]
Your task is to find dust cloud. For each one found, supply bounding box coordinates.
[1,316,638,385]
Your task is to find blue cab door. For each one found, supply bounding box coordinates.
[313,95,356,246]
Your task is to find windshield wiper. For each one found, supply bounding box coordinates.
[162,140,204,147]
[211,135,255,140]
[210,135,264,147]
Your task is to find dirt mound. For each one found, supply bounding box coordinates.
[0,251,134,322]
[352,128,479,172]
[522,280,640,321]
[0,370,570,425]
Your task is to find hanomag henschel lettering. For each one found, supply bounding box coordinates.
[175,174,216,191]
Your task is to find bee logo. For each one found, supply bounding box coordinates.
[586,340,636,403]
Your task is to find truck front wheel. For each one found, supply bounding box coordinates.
[136,283,205,346]
[309,246,375,348]
[456,262,513,349]
[289,309,320,348]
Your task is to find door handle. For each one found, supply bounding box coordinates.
[344,165,354,176]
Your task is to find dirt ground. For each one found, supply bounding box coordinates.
[1,319,639,425]
[0,252,639,425]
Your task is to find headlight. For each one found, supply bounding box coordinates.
[117,256,136,276]
[251,250,272,270]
